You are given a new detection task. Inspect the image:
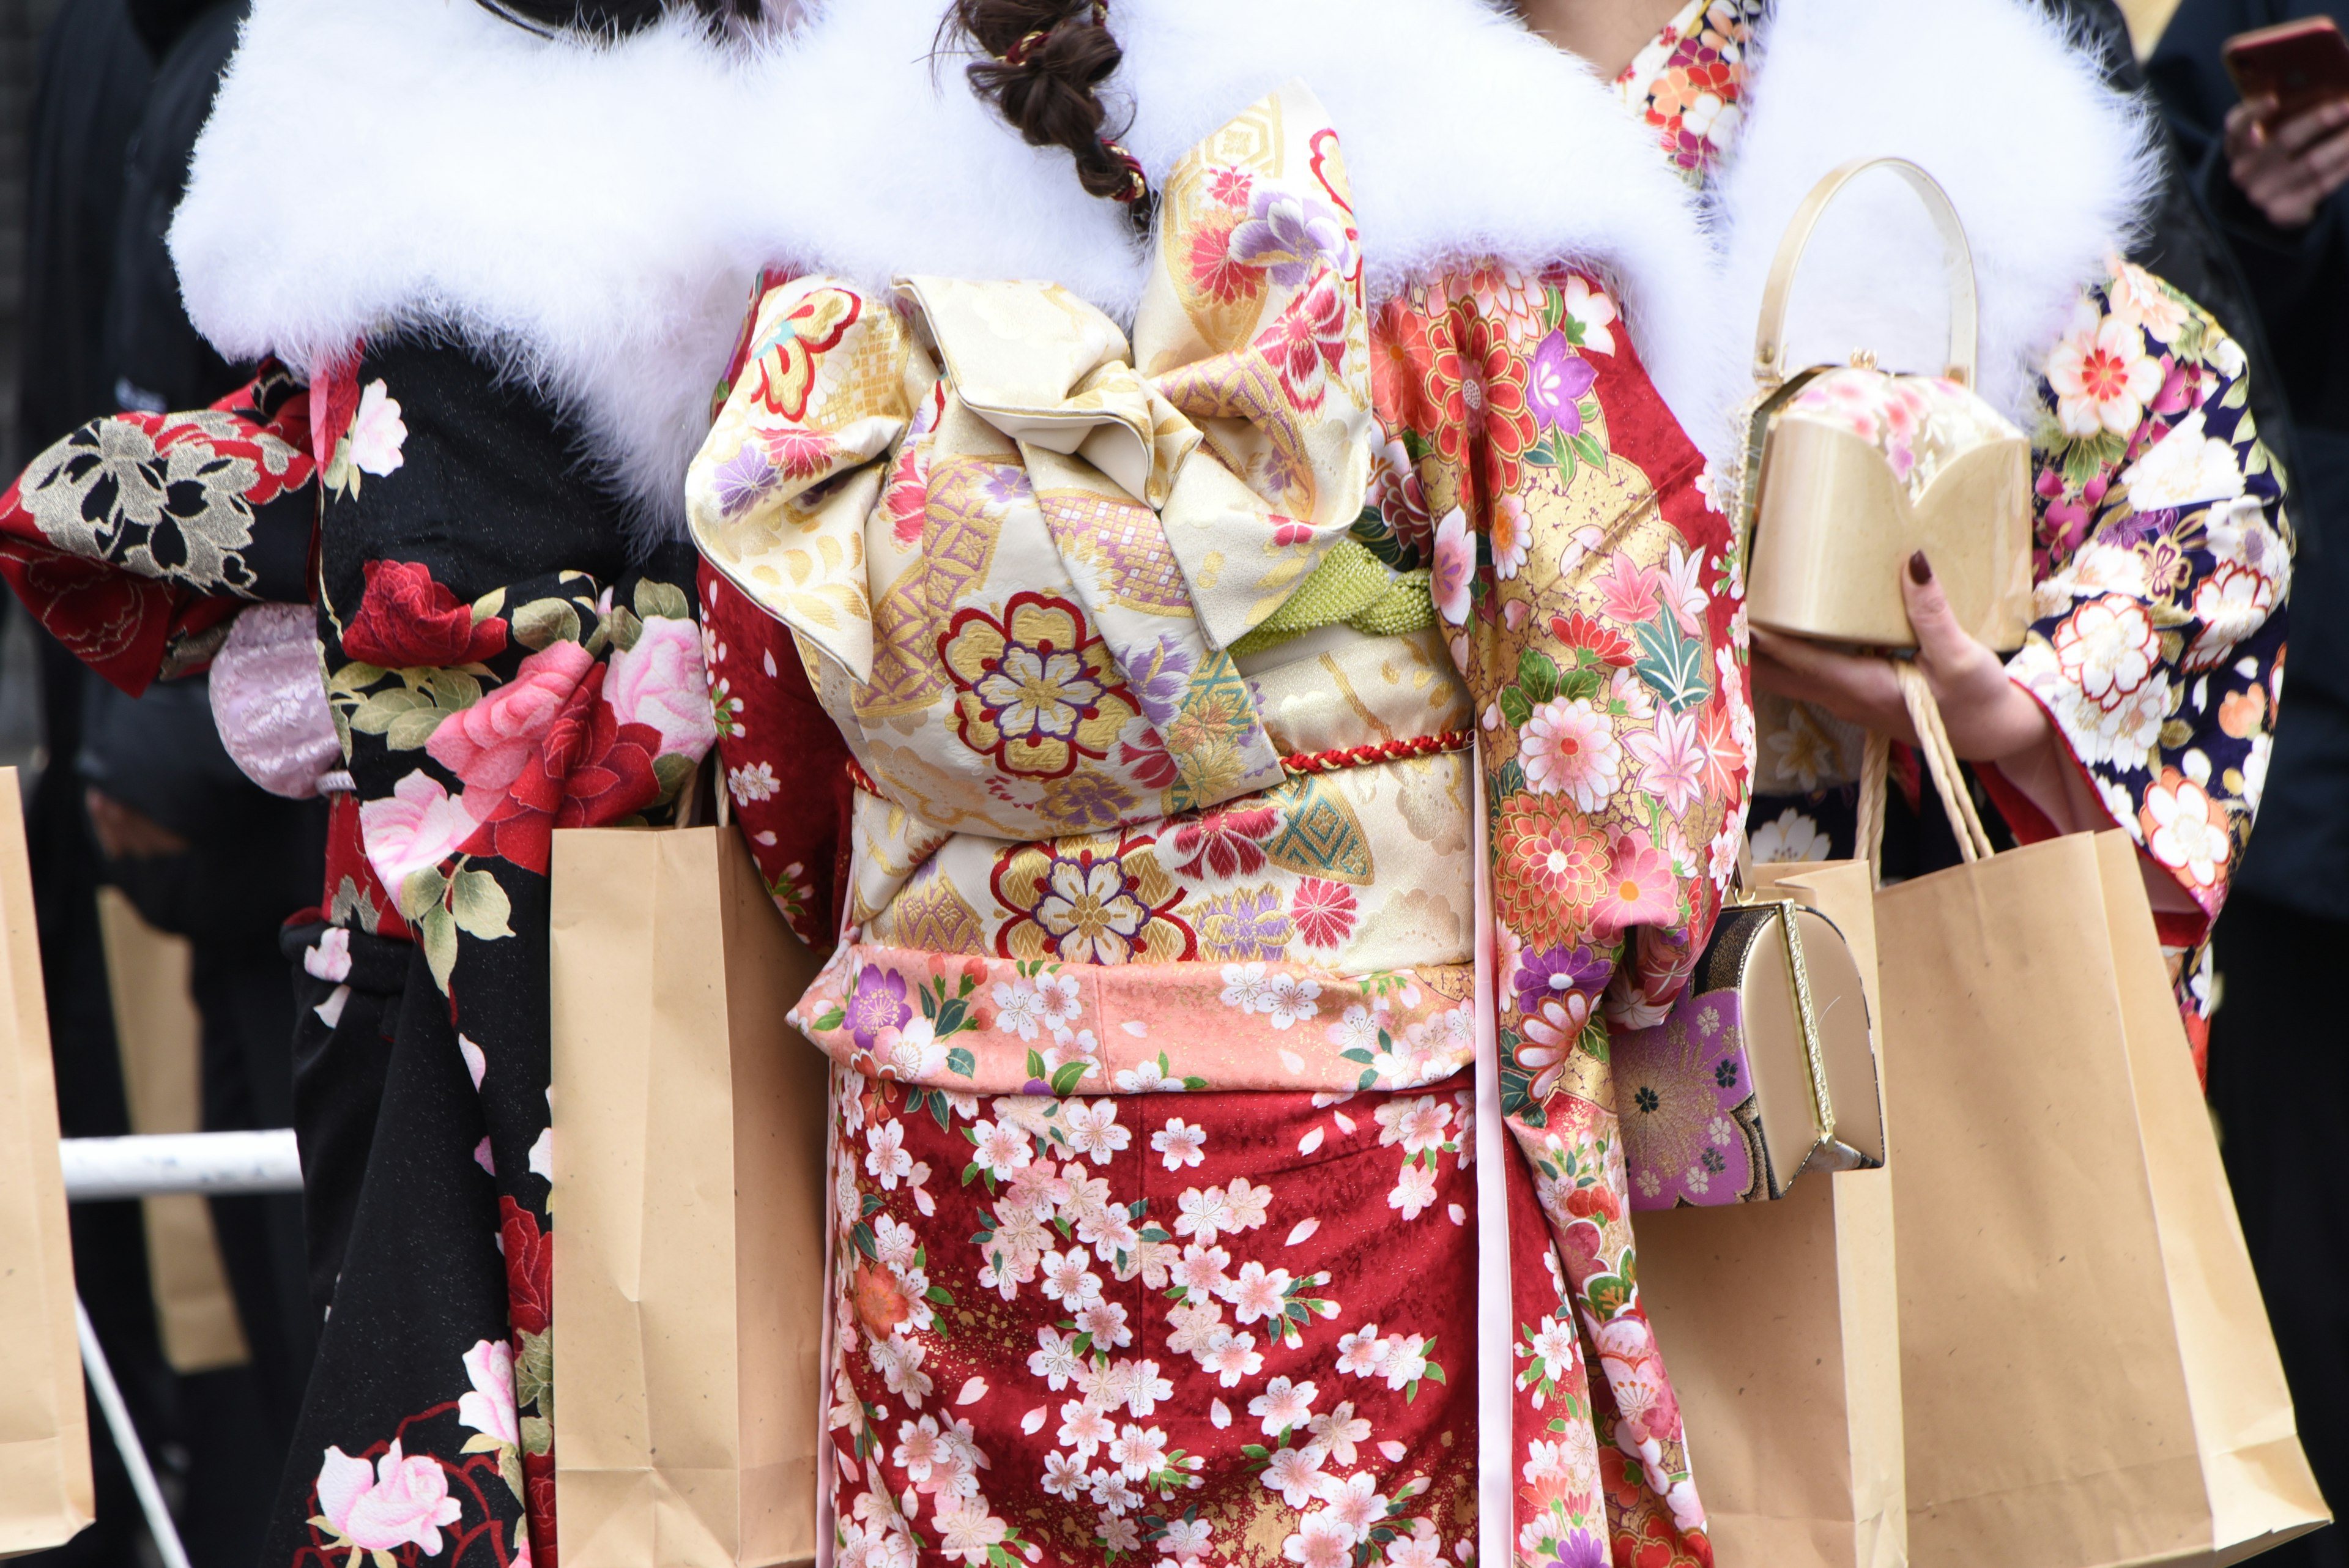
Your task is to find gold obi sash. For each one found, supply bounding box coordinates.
[687,81,1404,851]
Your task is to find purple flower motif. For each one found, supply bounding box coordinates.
[1516,943,1611,1017]
[1227,189,1356,288]
[844,965,911,1049]
[1549,1531,1608,1568]
[1527,331,1597,435]
[981,464,1033,508]
[1198,885,1293,963]
[711,442,779,519]
[1126,635,1197,730]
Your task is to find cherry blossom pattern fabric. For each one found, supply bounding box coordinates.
[0,336,721,1568]
[694,87,1737,1568]
[1624,1,2291,1051]
[1612,0,1768,186]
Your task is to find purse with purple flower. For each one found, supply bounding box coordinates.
[1615,897,1883,1209]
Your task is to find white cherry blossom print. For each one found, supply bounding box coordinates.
[1029,1328,1085,1389]
[1308,1400,1371,1466]
[1374,1095,1452,1156]
[1221,1260,1294,1325]
[1389,1162,1439,1221]
[1152,1118,1206,1170]
[1039,1247,1104,1308]
[866,1120,913,1189]
[993,981,1048,1040]
[1062,1098,1132,1164]
[1249,1375,1319,1436]
[1262,1444,1332,1508]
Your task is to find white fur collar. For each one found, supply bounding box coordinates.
[171,0,2151,541]
[1700,0,2161,442]
[173,0,1708,538]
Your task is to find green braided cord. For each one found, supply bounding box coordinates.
[1228,544,1436,658]
[1349,570,1436,637]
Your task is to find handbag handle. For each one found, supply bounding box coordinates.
[1857,660,1995,880]
[1753,157,1982,389]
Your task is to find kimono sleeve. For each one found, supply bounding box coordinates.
[698,559,853,949]
[0,362,319,693]
[1381,263,1740,1558]
[1992,258,2287,935]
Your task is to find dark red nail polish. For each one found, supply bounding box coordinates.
[1909,550,1932,584]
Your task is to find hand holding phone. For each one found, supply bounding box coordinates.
[2226,17,2349,123]
[2224,18,2349,227]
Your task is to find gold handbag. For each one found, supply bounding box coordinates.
[1739,158,2034,651]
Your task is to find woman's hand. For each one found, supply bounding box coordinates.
[1748,550,2053,762]
[2224,93,2349,229]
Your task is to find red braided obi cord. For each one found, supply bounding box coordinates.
[841,729,1471,803]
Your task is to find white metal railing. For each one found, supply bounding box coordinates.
[62,1130,304,1568]
[61,1129,302,1199]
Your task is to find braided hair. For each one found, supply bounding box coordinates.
[947,1,1154,237]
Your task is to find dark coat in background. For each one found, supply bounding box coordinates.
[2146,7,2349,1567]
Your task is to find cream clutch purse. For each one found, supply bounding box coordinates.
[1739,158,2034,651]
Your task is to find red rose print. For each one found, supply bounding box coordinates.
[525,1453,558,1568]
[343,559,508,668]
[466,666,664,876]
[499,1197,551,1337]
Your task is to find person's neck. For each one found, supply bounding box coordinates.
[1514,0,1691,81]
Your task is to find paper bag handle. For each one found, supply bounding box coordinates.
[1753,157,1981,388]
[1858,660,1995,880]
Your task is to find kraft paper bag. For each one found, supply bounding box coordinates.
[1879,828,2326,1568]
[1641,858,1906,1568]
[0,771,95,1555]
[550,822,828,1567]
[95,886,250,1373]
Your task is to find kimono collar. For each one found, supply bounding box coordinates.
[169,0,1719,541]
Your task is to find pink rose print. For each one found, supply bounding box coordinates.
[427,639,596,792]
[347,379,407,480]
[458,1338,519,1449]
[313,1440,462,1556]
[605,615,719,759]
[358,770,484,894]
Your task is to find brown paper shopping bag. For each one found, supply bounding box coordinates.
[95,887,250,1373]
[0,771,95,1555]
[549,820,828,1567]
[1869,666,2325,1568]
[1641,858,1906,1568]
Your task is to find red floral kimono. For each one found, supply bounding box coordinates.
[699,85,1744,1568]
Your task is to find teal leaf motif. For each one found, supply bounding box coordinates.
[1632,614,1710,713]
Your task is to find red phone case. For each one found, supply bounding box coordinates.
[2226,17,2349,122]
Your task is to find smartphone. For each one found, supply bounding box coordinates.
[2226,16,2349,124]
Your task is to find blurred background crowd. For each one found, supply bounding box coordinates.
[0,0,2341,1562]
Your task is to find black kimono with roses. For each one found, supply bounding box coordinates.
[0,338,718,1568]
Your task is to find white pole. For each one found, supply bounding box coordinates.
[59,1130,302,1200]
[75,1297,193,1568]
